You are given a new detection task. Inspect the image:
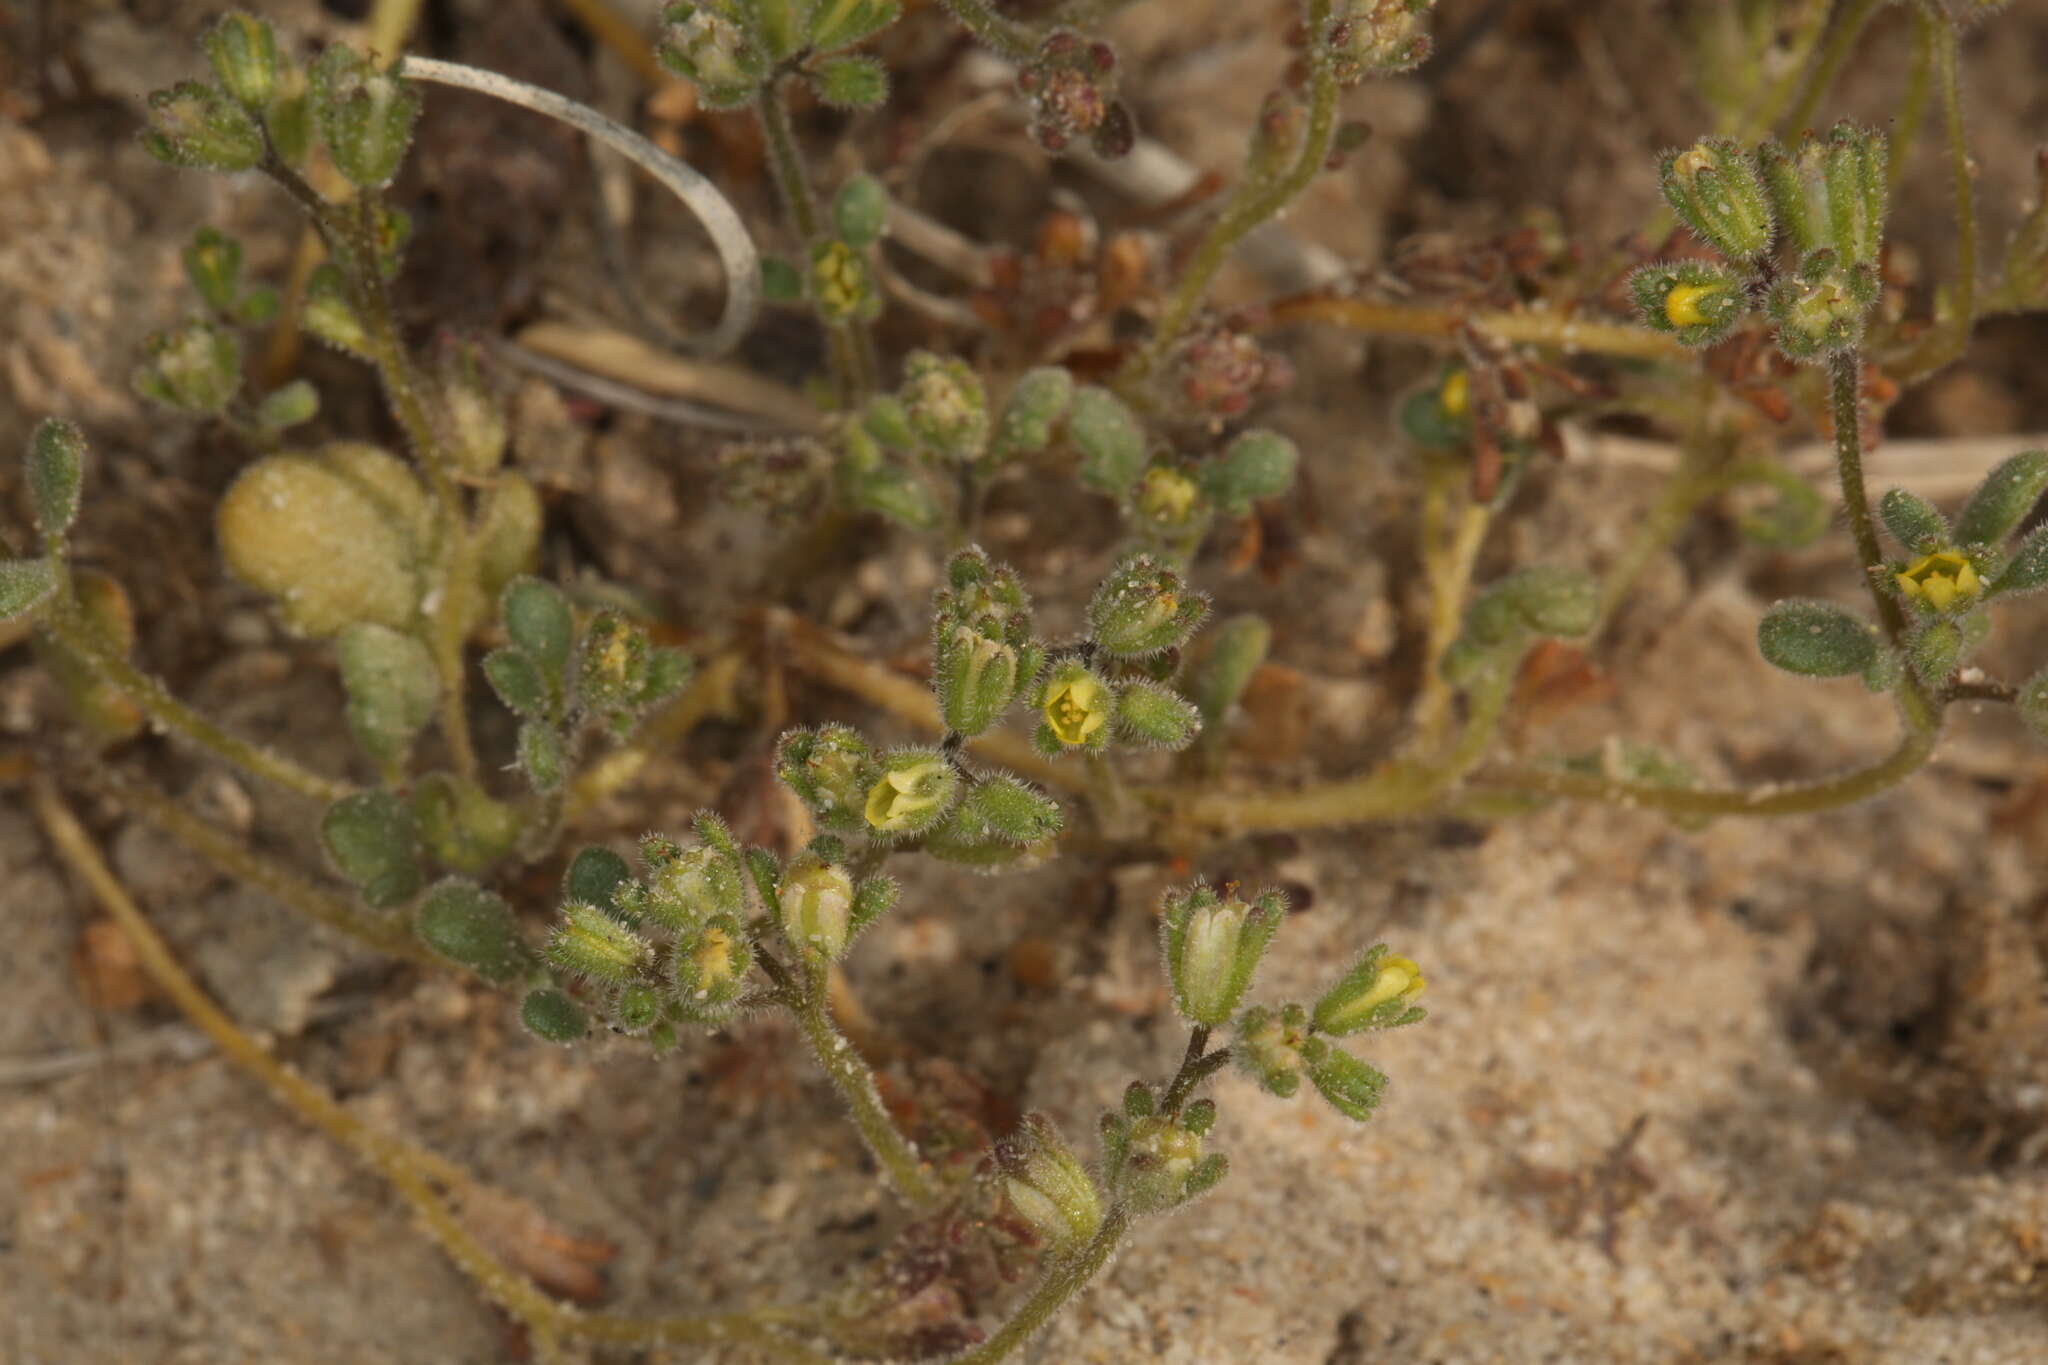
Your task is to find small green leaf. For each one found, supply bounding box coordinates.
[413,878,524,982]
[517,720,568,794]
[990,367,1075,460]
[810,0,900,52]
[564,846,632,914]
[1756,598,1879,677]
[1070,386,1145,497]
[2019,667,2048,745]
[483,646,550,719]
[809,54,888,110]
[0,559,59,620]
[26,418,86,542]
[831,173,889,249]
[254,379,318,432]
[500,577,573,687]
[1202,430,1298,516]
[1308,1046,1390,1122]
[320,791,423,909]
[1878,487,1949,554]
[182,226,244,313]
[520,987,587,1044]
[1955,450,2048,546]
[335,623,438,768]
[1992,523,2048,596]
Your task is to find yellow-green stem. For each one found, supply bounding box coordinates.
[38,603,352,805]
[1783,0,1885,136]
[1411,470,1491,753]
[1887,3,1938,198]
[1264,294,1685,363]
[949,1205,1132,1365]
[1126,0,1340,386]
[787,962,942,1210]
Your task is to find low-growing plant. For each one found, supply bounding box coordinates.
[9,0,2048,1358]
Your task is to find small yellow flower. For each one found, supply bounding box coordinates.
[864,759,950,831]
[1318,955,1425,1033]
[1043,674,1110,746]
[1136,467,1199,527]
[1664,282,1715,329]
[1438,368,1470,420]
[1894,550,1981,611]
[811,241,868,322]
[689,925,736,990]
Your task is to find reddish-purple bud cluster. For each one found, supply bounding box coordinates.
[1017,28,1135,159]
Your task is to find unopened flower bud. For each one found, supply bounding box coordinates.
[1659,137,1774,261]
[202,11,282,110]
[901,350,989,461]
[778,856,856,960]
[140,81,265,172]
[1758,123,1888,268]
[993,1113,1104,1255]
[671,914,752,1021]
[546,901,650,985]
[309,47,422,190]
[776,724,879,831]
[1326,0,1438,83]
[1018,29,1126,156]
[657,3,763,106]
[1314,945,1426,1035]
[809,239,881,323]
[133,321,243,415]
[1087,552,1208,658]
[1235,1003,1317,1098]
[641,838,746,929]
[1160,884,1283,1027]
[1766,250,1877,361]
[1629,261,1748,348]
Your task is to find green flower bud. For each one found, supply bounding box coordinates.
[1234,1003,1316,1098]
[202,11,282,110]
[1756,598,1880,676]
[1908,618,1963,686]
[778,856,857,960]
[1992,524,2048,597]
[309,47,422,190]
[862,747,959,837]
[133,321,242,415]
[809,0,901,52]
[521,987,588,1044]
[901,351,989,461]
[1758,124,1888,268]
[1878,488,1950,555]
[1313,944,1426,1035]
[934,624,1032,738]
[26,417,85,544]
[671,915,752,1022]
[990,367,1075,460]
[1658,137,1774,261]
[1069,386,1145,497]
[776,724,880,830]
[414,879,524,982]
[831,173,889,248]
[1893,549,1983,614]
[546,900,650,985]
[1087,552,1208,658]
[993,1113,1104,1255]
[658,3,765,106]
[1308,1045,1390,1122]
[1113,679,1202,751]
[413,773,521,876]
[1160,884,1282,1027]
[303,264,371,357]
[810,239,881,324]
[1202,430,1298,517]
[263,56,313,166]
[577,612,691,736]
[181,227,244,315]
[140,80,264,172]
[956,774,1064,847]
[1132,465,1208,537]
[1034,661,1115,753]
[641,837,746,930]
[1767,250,1878,361]
[1628,260,1748,348]
[1956,450,2048,547]
[1327,0,1438,83]
[335,623,438,768]
[811,54,888,109]
[320,791,423,909]
[1108,1113,1211,1214]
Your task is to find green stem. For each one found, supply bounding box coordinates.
[1827,350,1908,643]
[1887,3,1938,198]
[786,965,942,1210]
[949,1205,1132,1365]
[1469,713,1938,817]
[74,758,432,963]
[756,77,876,402]
[935,0,1037,61]
[1930,10,1977,365]
[1125,0,1339,386]
[1783,0,1884,135]
[1263,294,1686,363]
[38,604,352,805]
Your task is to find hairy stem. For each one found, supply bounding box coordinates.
[1264,294,1685,362]
[948,1205,1132,1365]
[1125,0,1340,385]
[37,604,352,805]
[1888,3,1938,198]
[31,778,830,1364]
[787,963,943,1210]
[1784,0,1884,136]
[1929,10,1977,368]
[1827,350,1908,642]
[757,77,877,400]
